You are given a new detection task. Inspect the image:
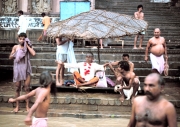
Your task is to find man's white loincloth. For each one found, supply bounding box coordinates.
[150,53,165,74]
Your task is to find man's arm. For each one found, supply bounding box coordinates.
[134,12,138,19]
[9,89,36,103]
[9,45,17,59]
[166,103,177,127]
[108,63,117,77]
[163,38,168,62]
[110,61,120,66]
[129,62,134,72]
[59,38,70,45]
[25,90,48,125]
[128,97,137,127]
[145,40,151,62]
[27,43,36,56]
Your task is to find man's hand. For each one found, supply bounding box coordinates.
[144,56,148,62]
[8,98,16,103]
[24,116,32,126]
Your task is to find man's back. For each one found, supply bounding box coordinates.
[34,87,50,118]
[42,16,51,30]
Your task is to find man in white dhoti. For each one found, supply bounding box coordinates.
[145,28,168,75]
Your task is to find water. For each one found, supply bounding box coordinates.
[0,115,129,127]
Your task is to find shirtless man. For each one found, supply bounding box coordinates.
[133,5,145,49]
[128,73,177,127]
[108,61,139,102]
[145,28,168,74]
[9,71,57,126]
[111,54,139,85]
[9,33,35,112]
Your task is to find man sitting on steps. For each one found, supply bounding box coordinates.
[56,52,106,88]
[107,61,140,102]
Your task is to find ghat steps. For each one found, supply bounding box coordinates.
[0,0,180,118]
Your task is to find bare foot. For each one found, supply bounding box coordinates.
[101,47,103,49]
[13,107,19,113]
[138,47,144,49]
[133,47,138,49]
[119,95,125,102]
[56,81,62,86]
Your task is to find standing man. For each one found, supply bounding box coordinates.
[55,37,77,86]
[128,73,177,127]
[37,12,51,42]
[145,28,168,74]
[9,33,36,112]
[17,10,28,35]
[133,5,145,49]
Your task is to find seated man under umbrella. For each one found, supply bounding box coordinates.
[56,52,106,88]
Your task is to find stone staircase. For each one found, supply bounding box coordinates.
[0,0,180,119]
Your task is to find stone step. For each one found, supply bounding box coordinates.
[0,65,179,77]
[1,58,180,69]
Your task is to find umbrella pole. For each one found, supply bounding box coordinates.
[97,39,100,64]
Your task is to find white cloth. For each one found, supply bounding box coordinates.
[95,71,107,88]
[123,81,141,100]
[64,62,104,81]
[67,41,78,73]
[56,38,69,54]
[18,15,28,35]
[150,53,165,74]
[30,117,48,127]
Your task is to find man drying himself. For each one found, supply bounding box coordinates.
[128,73,177,127]
[9,71,57,127]
[9,33,36,112]
[108,61,140,102]
[55,36,77,86]
[56,52,105,87]
[145,28,168,74]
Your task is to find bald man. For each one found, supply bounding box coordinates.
[145,28,168,74]
[128,73,177,127]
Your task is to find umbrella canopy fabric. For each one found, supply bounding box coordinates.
[47,9,148,39]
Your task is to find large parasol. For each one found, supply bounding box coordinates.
[47,9,148,39]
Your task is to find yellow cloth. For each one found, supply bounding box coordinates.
[42,16,51,30]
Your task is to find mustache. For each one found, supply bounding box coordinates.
[145,91,152,96]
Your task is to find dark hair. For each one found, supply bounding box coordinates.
[18,33,27,38]
[18,10,23,15]
[39,71,57,96]
[41,12,46,17]
[118,61,130,71]
[122,54,129,58]
[86,51,94,57]
[137,5,143,10]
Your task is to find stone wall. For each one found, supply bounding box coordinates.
[0,0,95,15]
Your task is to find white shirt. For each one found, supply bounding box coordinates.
[18,15,28,34]
[64,62,104,81]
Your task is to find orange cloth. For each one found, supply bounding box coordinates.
[73,71,99,85]
[42,16,51,30]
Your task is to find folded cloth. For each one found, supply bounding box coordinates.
[150,53,165,74]
[30,117,48,127]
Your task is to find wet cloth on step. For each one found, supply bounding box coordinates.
[12,38,32,82]
[150,53,164,74]
[30,117,48,127]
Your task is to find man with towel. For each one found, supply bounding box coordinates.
[145,28,168,75]
[9,33,36,112]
